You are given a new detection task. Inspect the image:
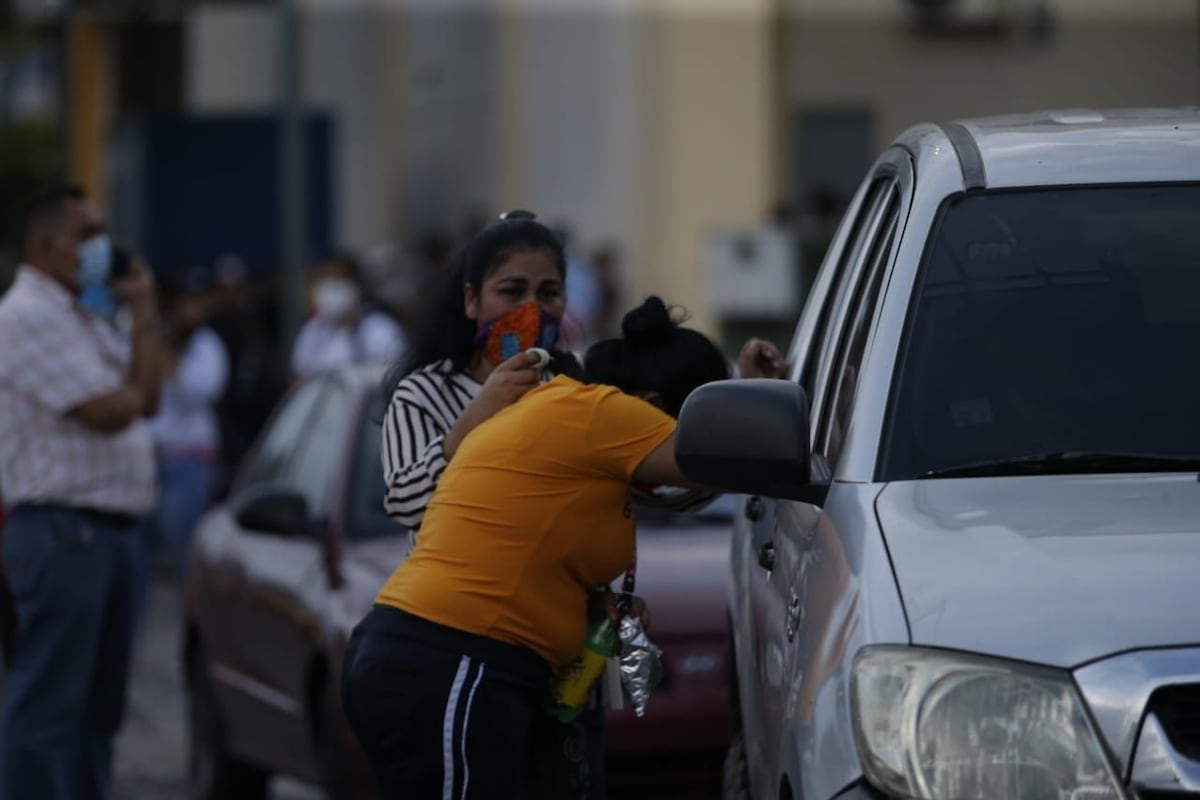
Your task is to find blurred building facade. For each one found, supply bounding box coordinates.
[788,0,1200,206]
[181,0,773,333]
[42,0,1200,331]
[179,0,1199,333]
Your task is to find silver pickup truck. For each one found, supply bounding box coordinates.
[677,108,1200,800]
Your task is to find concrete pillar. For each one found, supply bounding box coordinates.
[496,0,533,209]
[67,12,115,211]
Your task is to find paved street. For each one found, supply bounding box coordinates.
[0,576,719,799]
[114,578,322,800]
[0,576,320,799]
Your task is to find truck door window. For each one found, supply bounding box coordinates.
[817,188,901,468]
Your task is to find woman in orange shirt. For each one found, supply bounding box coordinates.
[342,297,732,799]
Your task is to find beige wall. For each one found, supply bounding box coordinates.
[182,0,1199,336]
[791,9,1200,153]
[792,0,1198,21]
[631,9,776,334]
[489,4,776,335]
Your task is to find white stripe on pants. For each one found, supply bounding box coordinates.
[459,664,486,799]
[442,657,471,800]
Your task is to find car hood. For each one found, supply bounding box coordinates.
[875,474,1200,668]
[631,519,732,639]
[333,535,410,636]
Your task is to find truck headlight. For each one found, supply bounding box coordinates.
[851,647,1126,800]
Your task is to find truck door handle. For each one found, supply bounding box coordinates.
[758,542,775,571]
[786,591,803,641]
[745,496,765,522]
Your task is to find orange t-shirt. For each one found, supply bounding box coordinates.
[375,375,675,667]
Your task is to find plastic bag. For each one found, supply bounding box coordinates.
[616,614,663,717]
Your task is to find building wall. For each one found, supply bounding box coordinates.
[401,9,500,238]
[493,5,774,333]
[184,1,776,334]
[185,5,407,252]
[185,6,278,110]
[512,11,641,251]
[631,7,775,333]
[790,1,1200,157]
[182,0,1199,335]
[494,9,643,319]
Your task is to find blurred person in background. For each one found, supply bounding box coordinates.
[379,209,582,542]
[134,271,229,632]
[291,251,407,381]
[207,254,288,497]
[554,223,603,348]
[361,230,454,332]
[0,185,161,800]
[586,244,622,341]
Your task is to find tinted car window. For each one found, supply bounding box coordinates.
[802,178,892,401]
[287,382,353,518]
[347,391,404,540]
[235,379,326,491]
[817,189,900,468]
[882,184,1200,480]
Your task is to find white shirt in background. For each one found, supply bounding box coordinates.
[291,311,407,379]
[147,326,230,456]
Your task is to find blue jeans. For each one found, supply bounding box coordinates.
[0,505,139,800]
[133,453,214,634]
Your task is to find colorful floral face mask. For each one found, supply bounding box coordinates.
[473,301,561,365]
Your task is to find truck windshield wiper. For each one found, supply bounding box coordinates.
[922,452,1200,479]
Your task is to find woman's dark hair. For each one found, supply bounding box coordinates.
[385,212,578,398]
[584,296,729,418]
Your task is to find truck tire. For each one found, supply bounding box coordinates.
[187,646,270,800]
[723,730,752,800]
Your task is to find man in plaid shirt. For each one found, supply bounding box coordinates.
[0,185,162,800]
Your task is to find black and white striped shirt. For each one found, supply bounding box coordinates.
[381,359,719,530]
[381,361,481,529]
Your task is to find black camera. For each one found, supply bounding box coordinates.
[110,245,133,280]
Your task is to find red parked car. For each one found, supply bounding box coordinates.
[183,364,731,799]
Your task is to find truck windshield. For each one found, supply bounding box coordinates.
[881,184,1200,480]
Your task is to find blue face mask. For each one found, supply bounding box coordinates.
[77,234,113,286]
[76,235,116,319]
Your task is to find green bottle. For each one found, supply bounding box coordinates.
[548,618,617,722]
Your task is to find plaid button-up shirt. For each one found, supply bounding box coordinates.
[0,266,155,515]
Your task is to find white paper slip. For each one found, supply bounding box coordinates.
[603,657,624,711]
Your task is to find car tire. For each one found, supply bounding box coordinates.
[724,630,752,800]
[315,681,357,800]
[723,730,753,800]
[187,647,270,800]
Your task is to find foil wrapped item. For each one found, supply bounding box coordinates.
[617,615,663,717]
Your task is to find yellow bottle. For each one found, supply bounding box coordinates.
[548,618,616,721]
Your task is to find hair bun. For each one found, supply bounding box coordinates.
[621,296,676,345]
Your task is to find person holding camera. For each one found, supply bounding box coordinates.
[0,185,162,800]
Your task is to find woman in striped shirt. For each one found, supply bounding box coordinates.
[380,210,581,533]
[380,210,603,798]
[378,211,788,798]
